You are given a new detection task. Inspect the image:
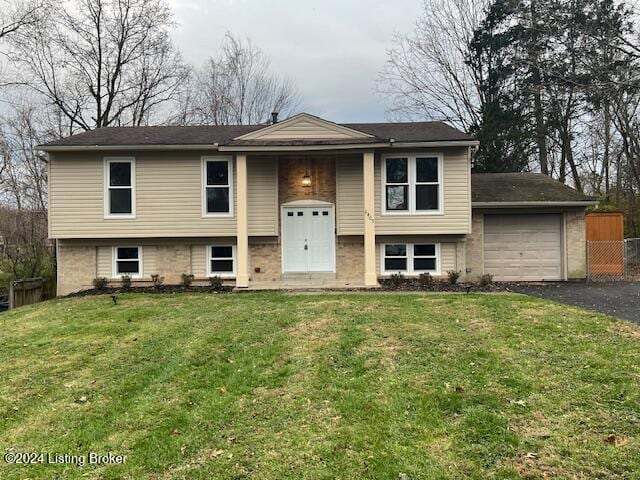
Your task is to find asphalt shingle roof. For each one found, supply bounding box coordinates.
[472,172,593,203]
[40,120,475,147]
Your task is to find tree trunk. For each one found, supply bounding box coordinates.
[530,0,548,175]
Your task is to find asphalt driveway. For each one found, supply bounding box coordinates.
[511,282,640,323]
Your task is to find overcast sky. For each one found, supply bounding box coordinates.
[167,0,423,123]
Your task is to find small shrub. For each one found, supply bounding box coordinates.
[479,273,493,288]
[208,276,223,290]
[181,273,195,287]
[151,274,164,287]
[418,272,433,289]
[120,275,132,290]
[447,270,461,285]
[389,272,405,289]
[92,277,108,289]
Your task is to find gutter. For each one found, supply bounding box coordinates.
[36,139,480,153]
[472,201,599,208]
[36,143,220,152]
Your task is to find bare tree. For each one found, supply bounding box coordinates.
[6,0,189,132]
[177,33,299,125]
[0,0,46,41]
[0,103,49,212]
[0,102,52,286]
[378,0,488,130]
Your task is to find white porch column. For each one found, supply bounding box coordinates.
[363,150,377,286]
[236,154,249,288]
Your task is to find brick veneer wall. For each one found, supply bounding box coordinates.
[155,245,191,284]
[249,237,282,283]
[336,236,364,281]
[566,209,587,279]
[465,212,484,281]
[278,157,336,205]
[57,244,97,295]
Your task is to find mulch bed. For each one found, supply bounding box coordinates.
[63,280,528,298]
[378,279,512,293]
[65,285,233,298]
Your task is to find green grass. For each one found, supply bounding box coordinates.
[0,292,639,479]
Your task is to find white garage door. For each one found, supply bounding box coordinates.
[484,214,563,281]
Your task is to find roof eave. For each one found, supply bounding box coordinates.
[36,144,221,152]
[218,143,390,152]
[391,140,479,148]
[473,200,598,208]
[37,139,479,152]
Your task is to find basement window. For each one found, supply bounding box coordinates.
[203,157,233,216]
[381,243,440,275]
[105,157,135,218]
[113,246,142,278]
[208,245,235,277]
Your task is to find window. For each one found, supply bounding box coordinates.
[383,244,407,272]
[203,157,233,216]
[208,245,235,277]
[413,244,437,272]
[113,246,142,278]
[105,158,135,217]
[382,154,442,214]
[381,243,440,275]
[385,158,409,211]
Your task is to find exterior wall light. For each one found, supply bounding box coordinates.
[302,174,312,187]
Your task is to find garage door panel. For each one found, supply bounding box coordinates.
[484,214,562,281]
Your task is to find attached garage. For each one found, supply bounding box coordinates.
[484,214,563,281]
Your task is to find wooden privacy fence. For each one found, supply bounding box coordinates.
[586,212,625,280]
[9,278,44,310]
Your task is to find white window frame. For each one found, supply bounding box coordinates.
[112,246,143,279]
[207,244,236,278]
[202,156,234,218]
[380,242,441,276]
[381,153,444,215]
[104,157,136,219]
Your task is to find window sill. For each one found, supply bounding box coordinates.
[380,211,444,217]
[104,214,136,220]
[202,213,234,219]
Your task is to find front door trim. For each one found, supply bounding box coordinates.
[280,200,336,273]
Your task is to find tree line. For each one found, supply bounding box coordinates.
[380,0,640,235]
[0,0,299,288]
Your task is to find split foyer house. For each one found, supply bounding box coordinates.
[38,113,596,295]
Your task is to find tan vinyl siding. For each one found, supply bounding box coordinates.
[191,245,207,278]
[242,118,363,140]
[49,151,237,239]
[143,246,157,277]
[336,158,364,235]
[97,246,110,277]
[374,147,471,235]
[440,243,457,273]
[248,157,278,235]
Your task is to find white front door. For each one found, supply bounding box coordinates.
[282,205,335,272]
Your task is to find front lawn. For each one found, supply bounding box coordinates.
[0,292,639,479]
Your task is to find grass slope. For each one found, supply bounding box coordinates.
[0,292,639,479]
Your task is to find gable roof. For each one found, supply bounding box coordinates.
[234,113,374,141]
[38,113,476,150]
[472,173,596,205]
